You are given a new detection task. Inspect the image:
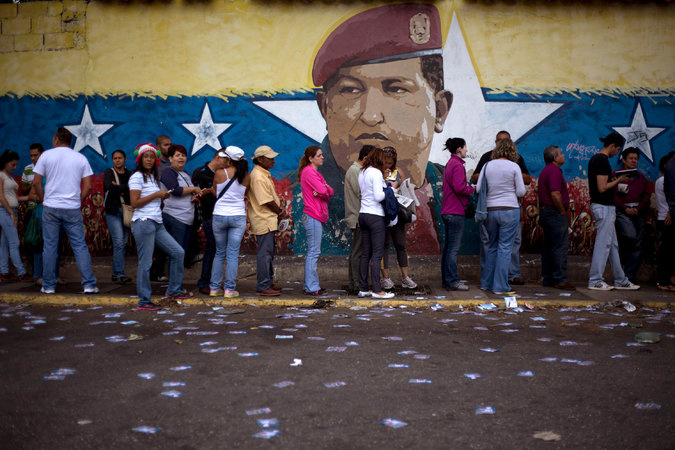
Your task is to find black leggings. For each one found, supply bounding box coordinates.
[383,222,408,269]
[358,213,386,292]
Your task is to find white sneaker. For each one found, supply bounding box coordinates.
[401,276,417,289]
[450,282,469,291]
[615,281,640,290]
[83,286,99,294]
[588,281,614,291]
[224,289,239,298]
[381,278,395,290]
[372,291,395,299]
[40,287,55,294]
[358,290,372,298]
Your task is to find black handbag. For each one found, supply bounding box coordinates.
[398,204,413,224]
[450,182,475,219]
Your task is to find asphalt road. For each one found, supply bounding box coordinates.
[0,302,673,449]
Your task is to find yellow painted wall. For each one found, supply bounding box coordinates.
[1,0,673,97]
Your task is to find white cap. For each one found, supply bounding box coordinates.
[218,146,245,161]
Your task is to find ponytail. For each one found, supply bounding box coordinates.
[297,145,320,180]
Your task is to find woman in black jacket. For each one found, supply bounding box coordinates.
[103,149,132,284]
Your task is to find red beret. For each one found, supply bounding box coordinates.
[312,3,443,87]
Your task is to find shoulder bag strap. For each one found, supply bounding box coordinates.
[216,174,237,201]
[112,169,126,206]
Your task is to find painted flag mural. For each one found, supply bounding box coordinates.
[0,1,672,257]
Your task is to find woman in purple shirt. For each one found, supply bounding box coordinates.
[298,145,334,295]
[441,138,475,291]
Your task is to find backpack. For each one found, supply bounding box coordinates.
[381,184,399,223]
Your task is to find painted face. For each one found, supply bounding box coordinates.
[170,151,187,170]
[158,138,172,157]
[310,150,324,167]
[112,152,126,169]
[318,58,449,186]
[623,152,639,169]
[29,148,40,164]
[142,151,156,170]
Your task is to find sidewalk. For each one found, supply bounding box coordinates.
[0,255,672,308]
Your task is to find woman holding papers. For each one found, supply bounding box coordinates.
[380,147,418,290]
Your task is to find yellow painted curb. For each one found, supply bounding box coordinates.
[0,292,671,309]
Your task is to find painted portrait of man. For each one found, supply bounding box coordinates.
[308,3,452,253]
[313,3,452,188]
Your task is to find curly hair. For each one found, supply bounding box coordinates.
[491,138,519,162]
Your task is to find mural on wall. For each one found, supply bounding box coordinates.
[1,2,673,258]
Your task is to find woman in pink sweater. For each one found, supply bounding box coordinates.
[298,145,334,295]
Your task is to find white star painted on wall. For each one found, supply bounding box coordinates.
[253,12,563,173]
[65,104,114,157]
[432,14,562,171]
[612,103,665,163]
[182,102,232,155]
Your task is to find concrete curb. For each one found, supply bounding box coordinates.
[1,292,671,309]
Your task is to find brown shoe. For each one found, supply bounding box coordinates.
[17,274,33,282]
[270,284,282,292]
[554,282,576,290]
[198,286,210,295]
[257,288,281,296]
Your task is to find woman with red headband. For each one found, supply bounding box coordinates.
[129,143,193,310]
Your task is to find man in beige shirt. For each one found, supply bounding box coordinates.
[344,145,373,293]
[248,146,285,296]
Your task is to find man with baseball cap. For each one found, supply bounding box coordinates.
[310,3,452,254]
[248,145,285,296]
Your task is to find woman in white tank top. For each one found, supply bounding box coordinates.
[209,146,250,298]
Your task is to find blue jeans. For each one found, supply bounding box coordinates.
[0,207,26,276]
[256,231,276,291]
[479,221,489,269]
[162,213,191,252]
[509,219,522,280]
[210,215,246,291]
[131,219,185,306]
[615,211,644,280]
[106,208,129,278]
[481,208,520,292]
[199,218,216,289]
[589,204,628,286]
[441,214,465,288]
[303,214,323,292]
[42,206,96,291]
[480,211,521,281]
[540,207,569,285]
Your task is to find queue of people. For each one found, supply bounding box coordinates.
[2,127,673,306]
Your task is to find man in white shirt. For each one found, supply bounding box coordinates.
[32,128,98,294]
